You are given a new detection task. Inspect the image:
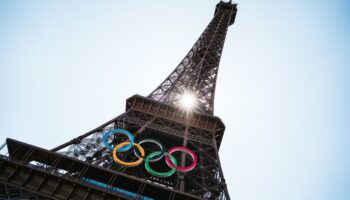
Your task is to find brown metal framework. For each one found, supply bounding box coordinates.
[149,2,237,115]
[0,1,237,200]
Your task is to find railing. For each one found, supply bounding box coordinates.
[0,138,202,200]
[0,141,8,156]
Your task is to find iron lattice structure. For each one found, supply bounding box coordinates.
[0,1,237,200]
[149,2,236,115]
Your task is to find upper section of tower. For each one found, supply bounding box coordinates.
[216,1,237,25]
[148,1,237,116]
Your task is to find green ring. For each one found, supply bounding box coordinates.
[144,151,177,177]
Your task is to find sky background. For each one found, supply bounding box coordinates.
[0,0,350,199]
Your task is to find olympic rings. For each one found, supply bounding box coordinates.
[112,142,145,167]
[133,139,164,162]
[103,128,134,151]
[145,151,177,177]
[102,128,197,177]
[165,147,197,172]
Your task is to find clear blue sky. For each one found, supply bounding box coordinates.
[0,0,349,199]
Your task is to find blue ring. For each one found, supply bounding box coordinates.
[103,128,134,151]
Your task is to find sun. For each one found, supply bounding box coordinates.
[178,90,198,111]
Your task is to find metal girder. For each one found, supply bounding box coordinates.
[148,2,237,115]
[0,184,50,199]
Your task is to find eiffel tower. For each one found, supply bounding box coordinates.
[0,1,237,199]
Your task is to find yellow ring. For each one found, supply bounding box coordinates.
[112,142,145,167]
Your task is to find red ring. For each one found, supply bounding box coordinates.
[165,146,197,172]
